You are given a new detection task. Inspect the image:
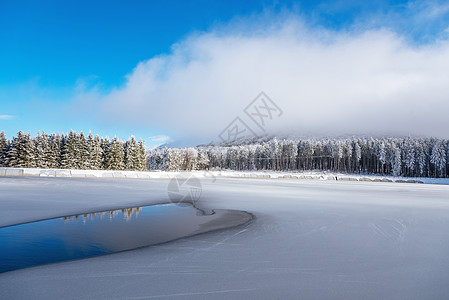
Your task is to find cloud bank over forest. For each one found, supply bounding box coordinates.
[91,8,449,144]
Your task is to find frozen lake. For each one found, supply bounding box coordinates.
[1,176,449,299]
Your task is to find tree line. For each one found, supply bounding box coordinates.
[0,130,146,171]
[2,131,448,178]
[148,137,449,178]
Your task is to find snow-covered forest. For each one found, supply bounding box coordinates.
[148,137,449,178]
[1,131,448,178]
[0,130,146,171]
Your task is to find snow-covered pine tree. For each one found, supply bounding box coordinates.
[270,138,280,170]
[105,137,125,170]
[100,137,110,169]
[288,141,298,170]
[59,134,67,168]
[124,136,139,170]
[183,148,198,171]
[403,139,416,177]
[254,144,263,170]
[414,140,426,177]
[167,148,183,171]
[137,139,147,171]
[297,140,306,170]
[226,147,237,170]
[147,147,168,170]
[446,140,449,178]
[196,148,210,170]
[307,140,318,170]
[207,146,225,170]
[391,142,402,177]
[378,140,387,174]
[247,144,256,170]
[5,131,36,168]
[5,135,19,167]
[48,133,61,168]
[86,132,95,169]
[34,131,43,167]
[431,140,446,177]
[146,149,156,170]
[353,140,362,173]
[60,131,78,169]
[34,131,53,168]
[262,142,272,170]
[89,134,103,170]
[85,132,103,169]
[238,146,248,170]
[363,138,374,173]
[78,132,89,169]
[0,131,7,166]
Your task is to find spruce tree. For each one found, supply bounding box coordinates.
[35,131,53,168]
[86,132,95,169]
[167,148,182,171]
[124,136,139,170]
[106,137,125,170]
[446,141,449,178]
[48,133,62,169]
[5,131,36,168]
[147,147,167,170]
[353,140,362,173]
[78,132,89,169]
[196,148,210,170]
[59,134,68,168]
[0,131,7,166]
[60,131,78,169]
[391,143,402,177]
[137,139,147,171]
[100,137,110,169]
[87,133,103,170]
[431,141,446,177]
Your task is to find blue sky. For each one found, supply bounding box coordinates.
[1,0,449,146]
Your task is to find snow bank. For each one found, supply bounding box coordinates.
[0,167,177,179]
[203,170,448,185]
[1,167,448,185]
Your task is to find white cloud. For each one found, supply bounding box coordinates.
[149,135,171,142]
[421,1,449,19]
[98,17,449,143]
[0,115,14,120]
[147,135,172,149]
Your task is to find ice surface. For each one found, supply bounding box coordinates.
[1,176,449,299]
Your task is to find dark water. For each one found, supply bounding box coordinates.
[0,203,251,273]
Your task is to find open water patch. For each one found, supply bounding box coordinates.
[0,203,252,273]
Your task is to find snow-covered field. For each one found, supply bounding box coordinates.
[1,176,449,299]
